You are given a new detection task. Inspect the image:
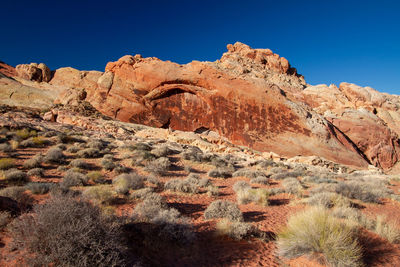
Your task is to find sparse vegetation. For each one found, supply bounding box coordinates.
[208,167,233,178]
[113,173,145,194]
[0,158,15,170]
[44,147,65,163]
[2,169,30,185]
[87,171,107,184]
[277,206,363,267]
[25,182,53,194]
[8,194,127,266]
[282,178,303,196]
[145,157,172,176]
[216,218,260,240]
[69,159,91,169]
[27,167,44,177]
[204,200,243,222]
[83,185,117,205]
[61,170,89,188]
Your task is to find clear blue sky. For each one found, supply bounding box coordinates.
[1,0,400,94]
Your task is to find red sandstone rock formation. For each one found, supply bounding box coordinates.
[5,42,400,170]
[16,63,51,82]
[0,61,16,78]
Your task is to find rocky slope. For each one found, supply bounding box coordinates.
[2,42,400,171]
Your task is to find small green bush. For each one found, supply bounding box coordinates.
[3,169,30,185]
[113,173,145,195]
[87,171,107,184]
[83,185,116,205]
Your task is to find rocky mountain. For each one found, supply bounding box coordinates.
[1,42,399,171]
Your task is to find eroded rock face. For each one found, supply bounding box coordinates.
[302,83,400,169]
[15,63,52,82]
[49,43,368,168]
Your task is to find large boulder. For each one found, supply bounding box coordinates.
[16,62,52,82]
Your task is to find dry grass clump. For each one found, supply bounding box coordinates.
[334,181,387,203]
[236,187,269,206]
[69,159,91,169]
[0,211,11,229]
[20,136,49,148]
[208,167,233,178]
[151,145,174,158]
[277,206,363,267]
[77,148,102,158]
[8,194,127,266]
[87,171,107,184]
[232,168,267,179]
[83,185,117,205]
[255,159,277,169]
[23,154,43,169]
[15,128,37,140]
[101,157,116,171]
[250,176,269,185]
[130,187,154,200]
[164,177,199,194]
[25,182,53,195]
[302,175,337,184]
[132,193,195,244]
[61,170,89,188]
[0,186,34,211]
[0,158,15,170]
[373,215,400,244]
[282,178,304,195]
[44,147,65,164]
[233,181,251,193]
[66,145,81,153]
[307,192,352,208]
[181,146,204,162]
[2,169,30,185]
[204,200,243,222]
[207,185,220,197]
[144,157,172,176]
[145,175,162,188]
[27,168,44,177]
[132,142,152,152]
[0,143,14,153]
[216,218,260,240]
[113,173,145,195]
[270,170,305,180]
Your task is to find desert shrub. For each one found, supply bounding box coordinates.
[130,187,154,200]
[20,136,49,148]
[66,145,81,153]
[0,211,11,229]
[268,187,285,195]
[334,181,384,203]
[8,194,127,266]
[144,157,172,176]
[3,169,30,185]
[27,167,44,177]
[208,167,233,178]
[69,159,91,169]
[302,175,337,184]
[113,164,130,174]
[164,178,199,194]
[0,158,15,170]
[132,142,152,151]
[233,181,251,193]
[83,185,116,205]
[77,148,102,158]
[209,155,233,169]
[204,200,243,222]
[216,219,259,240]
[181,146,204,162]
[0,143,13,153]
[373,215,400,244]
[236,188,269,206]
[87,171,107,184]
[150,208,195,244]
[56,165,69,172]
[61,170,88,188]
[15,128,36,140]
[309,183,337,195]
[25,182,53,194]
[132,193,168,221]
[186,173,211,187]
[277,206,363,267]
[145,175,162,187]
[151,145,174,158]
[233,169,267,179]
[113,173,145,195]
[250,176,269,185]
[0,186,34,210]
[87,140,107,150]
[131,150,156,166]
[23,154,43,169]
[256,159,277,169]
[306,192,351,208]
[270,170,305,180]
[56,133,77,144]
[282,178,303,195]
[207,185,220,197]
[44,147,65,163]
[101,158,116,171]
